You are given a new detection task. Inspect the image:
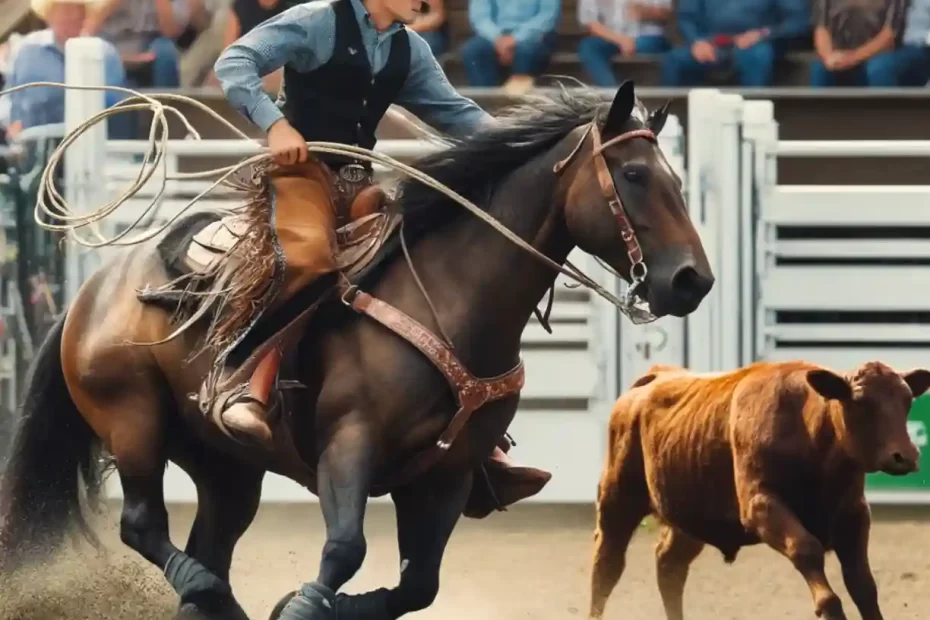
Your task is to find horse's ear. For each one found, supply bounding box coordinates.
[648,100,670,135]
[603,80,636,136]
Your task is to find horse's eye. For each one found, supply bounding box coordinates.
[623,167,647,184]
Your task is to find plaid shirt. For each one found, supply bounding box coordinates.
[814,0,906,50]
[577,0,671,38]
[98,0,191,55]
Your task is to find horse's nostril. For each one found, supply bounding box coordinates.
[670,265,713,302]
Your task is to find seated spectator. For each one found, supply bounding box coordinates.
[410,0,449,58]
[206,0,287,92]
[810,0,930,87]
[7,0,133,139]
[661,0,810,87]
[460,0,560,94]
[577,0,672,87]
[82,0,189,88]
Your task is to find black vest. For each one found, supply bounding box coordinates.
[282,0,411,168]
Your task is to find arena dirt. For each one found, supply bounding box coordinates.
[2,503,929,619]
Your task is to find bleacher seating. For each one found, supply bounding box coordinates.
[437,0,816,87]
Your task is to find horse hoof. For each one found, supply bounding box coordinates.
[177,600,249,620]
[270,583,336,620]
[269,591,297,620]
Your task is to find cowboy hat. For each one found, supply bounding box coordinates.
[31,0,96,21]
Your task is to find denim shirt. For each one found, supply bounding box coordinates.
[677,0,811,44]
[468,0,562,42]
[214,0,492,138]
[7,32,126,129]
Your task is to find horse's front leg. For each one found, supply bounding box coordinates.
[335,468,474,619]
[277,413,375,620]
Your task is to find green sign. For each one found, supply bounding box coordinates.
[866,394,930,493]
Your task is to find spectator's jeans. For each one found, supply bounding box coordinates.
[419,30,449,57]
[125,36,181,88]
[661,41,776,87]
[809,47,930,87]
[578,35,670,86]
[460,32,557,86]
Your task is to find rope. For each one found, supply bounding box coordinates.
[0,81,640,316]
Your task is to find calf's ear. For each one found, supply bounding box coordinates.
[902,369,930,398]
[631,373,658,389]
[807,369,852,401]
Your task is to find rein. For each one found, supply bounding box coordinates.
[1,81,647,320]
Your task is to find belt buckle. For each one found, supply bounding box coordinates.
[340,164,368,184]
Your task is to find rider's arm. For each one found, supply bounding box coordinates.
[214,3,334,133]
[394,31,496,139]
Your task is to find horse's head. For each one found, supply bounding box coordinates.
[555,81,713,319]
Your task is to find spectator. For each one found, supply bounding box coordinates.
[410,0,450,57]
[206,0,287,92]
[460,0,560,94]
[82,0,189,88]
[6,0,132,138]
[577,0,672,87]
[810,0,929,87]
[661,0,810,87]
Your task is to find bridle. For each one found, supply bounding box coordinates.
[553,119,658,324]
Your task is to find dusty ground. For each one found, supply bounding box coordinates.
[2,503,930,620]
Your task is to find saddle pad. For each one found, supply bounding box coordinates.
[185,213,251,273]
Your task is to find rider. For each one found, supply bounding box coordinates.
[213,0,551,510]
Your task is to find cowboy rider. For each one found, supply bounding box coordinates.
[213,0,551,511]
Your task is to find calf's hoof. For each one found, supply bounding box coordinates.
[271,583,336,620]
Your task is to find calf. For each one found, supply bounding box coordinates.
[589,360,930,620]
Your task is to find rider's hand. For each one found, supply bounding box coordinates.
[267,119,308,166]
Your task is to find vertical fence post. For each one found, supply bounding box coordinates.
[739,101,778,362]
[713,93,744,371]
[740,100,776,365]
[63,37,108,304]
[685,89,720,372]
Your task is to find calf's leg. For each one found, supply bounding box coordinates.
[739,491,846,620]
[654,525,704,620]
[833,500,883,620]
[589,435,650,619]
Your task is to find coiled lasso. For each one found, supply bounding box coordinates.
[0,81,634,313]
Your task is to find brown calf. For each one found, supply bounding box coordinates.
[589,360,930,620]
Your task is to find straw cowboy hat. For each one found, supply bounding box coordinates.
[31,0,97,21]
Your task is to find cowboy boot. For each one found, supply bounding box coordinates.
[465,435,553,519]
[483,435,552,507]
[215,347,281,446]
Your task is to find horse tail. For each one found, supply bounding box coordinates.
[0,312,110,571]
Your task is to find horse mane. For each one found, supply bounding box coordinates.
[396,87,648,242]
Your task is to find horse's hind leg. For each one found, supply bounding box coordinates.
[654,525,704,620]
[275,413,375,620]
[101,397,246,620]
[177,450,265,614]
[589,432,650,619]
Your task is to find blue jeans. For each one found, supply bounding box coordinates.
[419,30,449,57]
[460,33,557,86]
[661,41,776,87]
[809,47,930,87]
[577,35,670,86]
[124,36,181,88]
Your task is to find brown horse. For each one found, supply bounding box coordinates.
[0,82,713,620]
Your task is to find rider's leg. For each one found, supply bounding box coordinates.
[217,164,339,442]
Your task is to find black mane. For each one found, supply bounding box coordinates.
[396,88,641,241]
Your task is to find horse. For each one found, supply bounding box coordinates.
[0,81,714,620]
